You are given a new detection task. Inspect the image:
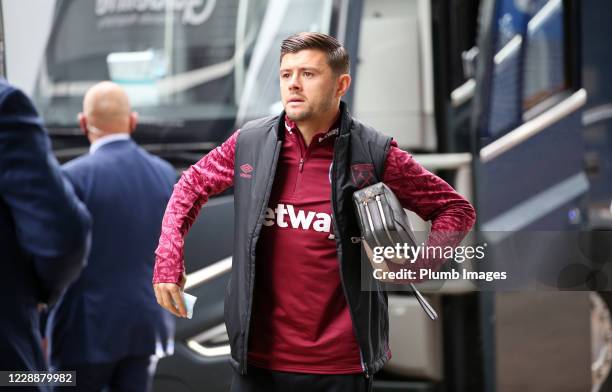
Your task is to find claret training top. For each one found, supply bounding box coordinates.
[153,116,476,374]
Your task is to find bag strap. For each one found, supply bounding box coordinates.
[410,283,438,321]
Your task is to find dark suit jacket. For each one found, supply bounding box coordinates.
[0,80,91,375]
[48,138,176,367]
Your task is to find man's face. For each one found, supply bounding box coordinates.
[280,49,340,122]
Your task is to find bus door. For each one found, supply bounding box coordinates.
[471,0,592,390]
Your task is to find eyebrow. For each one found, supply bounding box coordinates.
[279,66,321,73]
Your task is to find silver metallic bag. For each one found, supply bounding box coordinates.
[352,182,438,320]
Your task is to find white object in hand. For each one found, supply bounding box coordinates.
[182,292,197,319]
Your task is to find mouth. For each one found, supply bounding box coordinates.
[287,97,305,104]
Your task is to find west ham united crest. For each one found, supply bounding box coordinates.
[351,163,375,189]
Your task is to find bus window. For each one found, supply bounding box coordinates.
[522,0,567,113]
[34,0,334,146]
[484,0,569,141]
[36,0,247,128]
[485,0,531,139]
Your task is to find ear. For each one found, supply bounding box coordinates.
[336,74,352,98]
[78,113,88,136]
[129,112,138,133]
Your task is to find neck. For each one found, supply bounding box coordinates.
[88,131,129,145]
[295,106,340,147]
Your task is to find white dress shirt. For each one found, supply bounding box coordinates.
[89,133,131,155]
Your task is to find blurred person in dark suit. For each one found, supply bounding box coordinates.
[0,79,91,381]
[48,81,176,392]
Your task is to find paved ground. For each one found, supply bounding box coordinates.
[495,291,592,391]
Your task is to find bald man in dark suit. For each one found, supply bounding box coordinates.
[48,82,176,392]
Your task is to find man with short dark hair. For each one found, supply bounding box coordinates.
[48,81,176,392]
[153,32,476,392]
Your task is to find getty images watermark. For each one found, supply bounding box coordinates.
[369,242,507,282]
[362,231,612,291]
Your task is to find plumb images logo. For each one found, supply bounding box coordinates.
[367,243,506,287]
[364,231,612,291]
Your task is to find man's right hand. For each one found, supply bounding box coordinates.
[153,272,187,318]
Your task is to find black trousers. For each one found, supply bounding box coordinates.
[230,365,372,392]
[55,355,157,392]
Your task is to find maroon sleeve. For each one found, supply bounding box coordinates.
[383,141,476,279]
[153,130,239,284]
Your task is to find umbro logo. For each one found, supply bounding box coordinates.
[240,163,253,178]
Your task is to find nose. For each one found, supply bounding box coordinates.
[288,73,301,91]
